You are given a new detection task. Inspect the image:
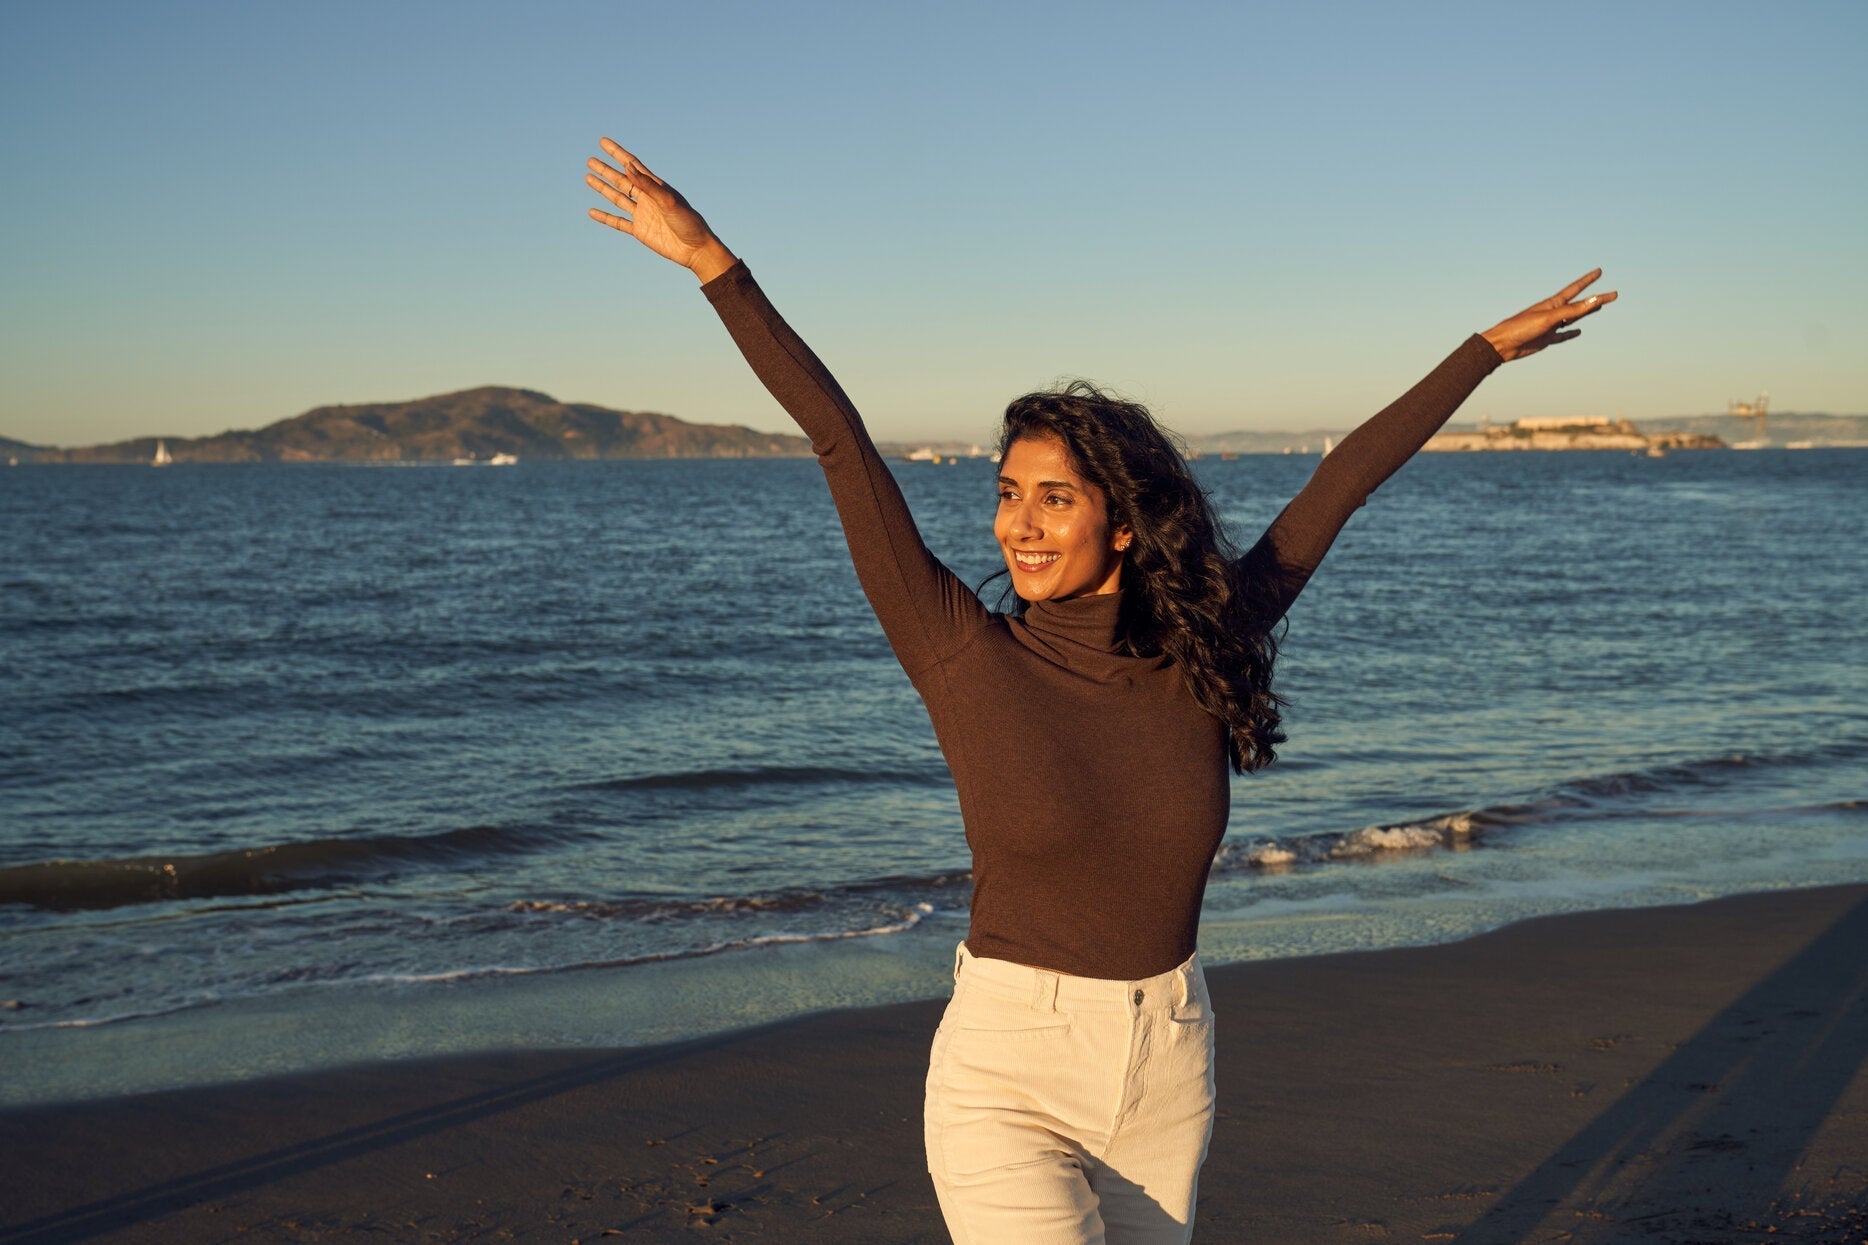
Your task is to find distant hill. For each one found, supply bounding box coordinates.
[1629,412,1868,447]
[1187,428,1348,455]
[24,387,813,463]
[1,434,50,463]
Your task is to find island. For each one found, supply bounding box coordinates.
[1423,416,1724,453]
[15,387,813,464]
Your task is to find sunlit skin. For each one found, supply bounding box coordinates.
[994,436,1133,602]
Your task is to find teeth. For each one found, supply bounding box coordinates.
[1014,552,1059,569]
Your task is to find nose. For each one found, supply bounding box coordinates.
[1006,497,1042,541]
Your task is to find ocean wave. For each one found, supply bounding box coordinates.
[0,905,944,1034]
[582,764,948,792]
[0,823,592,912]
[1214,811,1485,874]
[505,870,974,924]
[0,999,218,1034]
[1476,744,1867,828]
[360,903,941,984]
[1211,747,1866,875]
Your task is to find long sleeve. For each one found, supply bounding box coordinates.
[702,261,990,679]
[1238,333,1504,621]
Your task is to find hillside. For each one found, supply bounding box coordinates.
[25,387,812,463]
[1,435,49,464]
[1629,412,1868,446]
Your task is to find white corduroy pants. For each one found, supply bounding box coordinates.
[924,941,1218,1244]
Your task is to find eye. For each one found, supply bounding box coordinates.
[997,488,1017,504]
[1043,492,1071,507]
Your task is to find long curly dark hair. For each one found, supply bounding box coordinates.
[993,381,1287,773]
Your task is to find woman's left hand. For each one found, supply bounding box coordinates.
[1481,269,1618,362]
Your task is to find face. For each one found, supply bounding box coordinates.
[994,435,1131,602]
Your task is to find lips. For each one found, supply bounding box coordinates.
[1012,551,1060,573]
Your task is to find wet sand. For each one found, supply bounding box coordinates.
[4,884,1865,1243]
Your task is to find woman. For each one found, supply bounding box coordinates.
[585,138,1614,1244]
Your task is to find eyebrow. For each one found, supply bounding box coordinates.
[999,476,1079,491]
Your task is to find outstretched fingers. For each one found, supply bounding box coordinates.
[1512,327,1583,360]
[599,138,665,186]
[586,158,635,199]
[1554,268,1604,304]
[1483,268,1615,362]
[1561,288,1618,329]
[584,169,636,233]
[588,206,635,233]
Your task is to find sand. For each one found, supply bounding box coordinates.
[4,884,1865,1243]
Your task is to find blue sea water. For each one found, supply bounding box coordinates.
[2,449,1864,1105]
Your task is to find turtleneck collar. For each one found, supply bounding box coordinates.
[1019,590,1125,657]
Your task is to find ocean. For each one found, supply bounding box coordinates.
[3,449,1864,1106]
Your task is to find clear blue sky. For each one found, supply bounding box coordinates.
[3,0,1864,446]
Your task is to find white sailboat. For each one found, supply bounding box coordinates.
[151,440,173,467]
[1321,435,1334,457]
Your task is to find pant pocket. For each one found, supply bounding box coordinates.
[930,991,1077,1180]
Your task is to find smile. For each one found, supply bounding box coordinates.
[1012,551,1060,571]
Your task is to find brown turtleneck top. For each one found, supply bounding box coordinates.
[703,262,1503,981]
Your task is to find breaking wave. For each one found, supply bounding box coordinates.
[0,823,591,912]
[1215,745,1865,875]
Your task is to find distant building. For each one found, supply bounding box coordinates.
[1425,416,1722,453]
[1513,415,1618,431]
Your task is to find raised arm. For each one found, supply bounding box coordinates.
[1238,270,1617,620]
[585,139,989,679]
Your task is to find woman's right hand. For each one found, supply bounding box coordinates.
[1479,269,1617,362]
[586,139,738,283]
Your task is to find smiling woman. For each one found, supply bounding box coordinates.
[995,434,1129,601]
[585,135,1615,1245]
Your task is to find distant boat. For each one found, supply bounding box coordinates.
[1322,435,1334,457]
[487,452,518,466]
[151,440,173,467]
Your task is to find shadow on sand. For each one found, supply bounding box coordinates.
[1455,895,1868,1243]
[0,1035,738,1244]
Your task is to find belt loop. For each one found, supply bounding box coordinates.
[953,941,966,981]
[1177,959,1193,1007]
[1032,969,1059,1013]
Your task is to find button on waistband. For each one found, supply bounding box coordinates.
[1132,989,1144,1005]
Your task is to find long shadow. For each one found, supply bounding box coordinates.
[1455,895,1868,1242]
[0,1025,765,1245]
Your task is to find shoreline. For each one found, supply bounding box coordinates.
[6,883,1865,1242]
[11,868,1867,1112]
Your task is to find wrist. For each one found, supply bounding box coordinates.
[689,239,738,285]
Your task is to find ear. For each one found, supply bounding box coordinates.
[1113,525,1133,553]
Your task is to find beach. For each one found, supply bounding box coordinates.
[4,455,1865,1239]
[6,884,1864,1244]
